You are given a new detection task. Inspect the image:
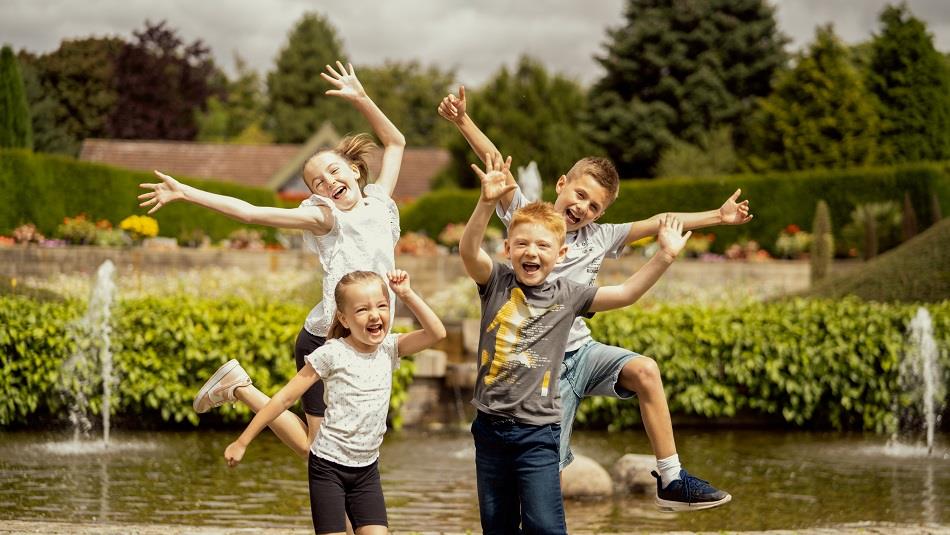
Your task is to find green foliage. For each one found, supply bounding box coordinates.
[0,148,279,241]
[810,200,833,283]
[0,45,33,150]
[868,4,950,163]
[403,161,949,255]
[656,127,738,178]
[196,55,267,143]
[842,201,902,259]
[266,12,354,143]
[0,294,416,428]
[745,26,882,171]
[586,0,788,177]
[579,298,950,432]
[806,218,950,303]
[445,56,599,188]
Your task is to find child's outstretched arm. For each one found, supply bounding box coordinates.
[387,270,447,356]
[224,365,320,467]
[460,153,515,286]
[590,215,691,312]
[623,189,753,243]
[139,171,334,234]
[438,86,518,212]
[322,61,406,197]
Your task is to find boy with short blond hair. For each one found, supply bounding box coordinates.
[442,87,747,512]
[462,153,692,534]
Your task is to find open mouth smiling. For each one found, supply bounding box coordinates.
[565,208,581,225]
[366,323,383,335]
[332,185,347,200]
[522,262,541,274]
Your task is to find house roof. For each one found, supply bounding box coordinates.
[79,125,451,202]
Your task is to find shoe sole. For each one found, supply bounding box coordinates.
[656,493,732,512]
[193,359,241,413]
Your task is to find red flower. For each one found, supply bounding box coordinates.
[785,224,800,235]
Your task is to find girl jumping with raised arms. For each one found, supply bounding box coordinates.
[138,60,405,459]
[225,269,446,535]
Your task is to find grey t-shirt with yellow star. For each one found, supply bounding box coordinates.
[473,261,598,425]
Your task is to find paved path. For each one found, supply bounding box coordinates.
[2,520,949,535]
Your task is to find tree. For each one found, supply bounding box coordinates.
[17,37,122,154]
[197,55,268,142]
[358,60,455,147]
[586,0,787,177]
[655,127,737,177]
[108,20,218,140]
[445,56,599,188]
[868,3,950,162]
[0,45,33,149]
[266,12,357,143]
[745,25,882,171]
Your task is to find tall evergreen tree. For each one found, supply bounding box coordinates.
[586,0,787,177]
[868,3,950,162]
[266,12,357,143]
[197,55,267,142]
[746,25,882,171]
[0,45,33,149]
[109,21,217,140]
[446,56,598,188]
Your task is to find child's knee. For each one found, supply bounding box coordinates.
[621,356,662,390]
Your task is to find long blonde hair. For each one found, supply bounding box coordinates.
[303,133,377,193]
[327,271,389,339]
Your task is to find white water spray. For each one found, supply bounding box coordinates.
[895,307,944,455]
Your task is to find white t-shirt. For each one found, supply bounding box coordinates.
[497,187,632,352]
[306,334,401,467]
[301,184,401,337]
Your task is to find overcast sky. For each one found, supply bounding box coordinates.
[2,0,948,86]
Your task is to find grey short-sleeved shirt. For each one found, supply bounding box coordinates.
[473,262,598,425]
[497,188,632,351]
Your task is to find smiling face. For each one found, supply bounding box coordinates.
[553,173,612,232]
[336,279,390,352]
[504,222,568,287]
[303,151,364,211]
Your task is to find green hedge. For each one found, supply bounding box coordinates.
[0,148,280,241]
[0,294,414,428]
[402,161,950,253]
[581,298,950,432]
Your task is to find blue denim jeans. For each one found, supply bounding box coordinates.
[559,340,641,469]
[471,411,566,535]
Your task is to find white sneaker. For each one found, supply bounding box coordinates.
[193,359,252,413]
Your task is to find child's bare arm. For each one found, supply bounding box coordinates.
[460,153,515,285]
[438,86,518,212]
[623,189,752,243]
[590,215,690,312]
[388,270,447,356]
[322,61,406,197]
[140,171,334,234]
[224,365,319,467]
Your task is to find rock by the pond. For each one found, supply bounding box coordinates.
[611,453,657,494]
[560,454,613,498]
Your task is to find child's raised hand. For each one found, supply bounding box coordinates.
[720,188,753,225]
[471,152,515,203]
[387,269,412,299]
[138,170,186,214]
[656,214,691,259]
[321,61,366,101]
[437,86,467,124]
[224,441,246,468]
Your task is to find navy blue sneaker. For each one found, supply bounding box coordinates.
[652,469,731,512]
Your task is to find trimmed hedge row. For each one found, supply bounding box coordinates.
[402,162,950,253]
[0,294,414,428]
[0,148,280,241]
[581,298,950,432]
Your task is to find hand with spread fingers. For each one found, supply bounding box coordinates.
[472,152,515,203]
[321,60,367,101]
[720,188,753,225]
[657,214,692,260]
[138,170,186,215]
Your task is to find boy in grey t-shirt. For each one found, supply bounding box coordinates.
[461,154,692,534]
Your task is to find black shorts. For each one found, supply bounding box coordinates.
[295,327,327,416]
[308,453,388,533]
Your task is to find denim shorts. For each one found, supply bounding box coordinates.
[559,340,641,470]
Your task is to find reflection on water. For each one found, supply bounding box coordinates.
[0,429,947,532]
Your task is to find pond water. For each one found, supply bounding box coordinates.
[0,428,947,532]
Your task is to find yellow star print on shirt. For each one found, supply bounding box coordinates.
[481,287,564,393]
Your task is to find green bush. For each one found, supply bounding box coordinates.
[0,294,414,428]
[0,148,280,242]
[580,298,950,433]
[403,161,950,254]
